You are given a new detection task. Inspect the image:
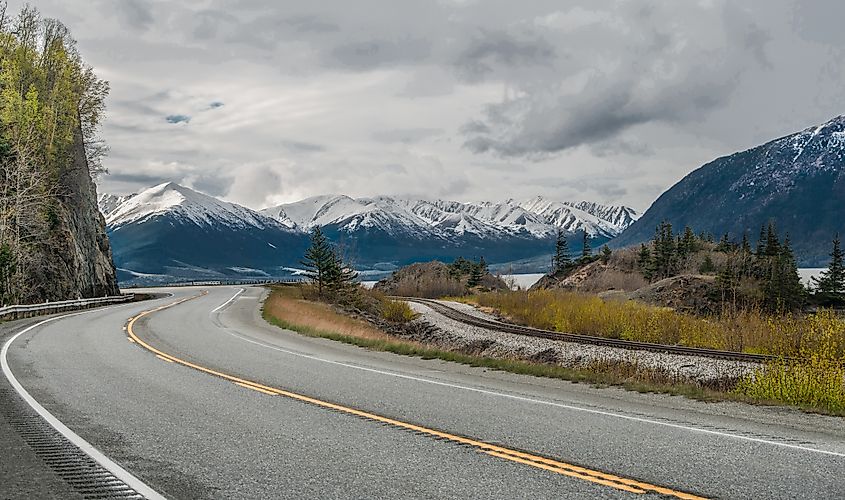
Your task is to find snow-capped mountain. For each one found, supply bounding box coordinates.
[262,195,637,240]
[99,183,309,284]
[101,183,638,283]
[101,182,288,232]
[613,114,845,266]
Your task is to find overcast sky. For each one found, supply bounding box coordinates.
[12,0,845,211]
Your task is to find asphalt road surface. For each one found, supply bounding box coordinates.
[4,286,845,499]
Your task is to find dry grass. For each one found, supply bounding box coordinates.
[461,289,845,414]
[467,289,845,358]
[263,285,395,342]
[261,286,723,399]
[262,286,845,415]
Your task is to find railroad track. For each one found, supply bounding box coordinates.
[399,297,780,364]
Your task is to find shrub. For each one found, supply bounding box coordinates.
[381,299,418,323]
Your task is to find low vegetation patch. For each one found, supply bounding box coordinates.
[261,285,844,414]
[459,289,845,414]
[262,286,726,400]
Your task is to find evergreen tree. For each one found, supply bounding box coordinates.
[699,254,715,274]
[765,222,780,257]
[467,258,485,287]
[716,233,731,252]
[716,257,738,306]
[755,224,767,260]
[812,234,845,305]
[324,247,359,297]
[651,221,677,279]
[301,227,334,298]
[637,243,652,277]
[600,245,612,264]
[581,231,592,258]
[762,235,805,312]
[739,232,752,277]
[552,229,571,273]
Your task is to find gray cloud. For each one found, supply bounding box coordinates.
[372,128,442,144]
[329,37,431,70]
[165,114,191,124]
[111,0,153,31]
[462,4,773,157]
[279,140,326,153]
[18,0,836,211]
[453,29,555,82]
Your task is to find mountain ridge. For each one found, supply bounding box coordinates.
[99,184,639,284]
[612,114,845,266]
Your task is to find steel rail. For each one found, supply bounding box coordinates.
[400,297,780,364]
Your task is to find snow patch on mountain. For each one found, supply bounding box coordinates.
[262,194,638,239]
[101,182,291,232]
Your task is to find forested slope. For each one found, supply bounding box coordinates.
[0,5,118,304]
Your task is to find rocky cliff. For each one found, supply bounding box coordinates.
[20,132,119,303]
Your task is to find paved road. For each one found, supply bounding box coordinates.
[4,286,845,498]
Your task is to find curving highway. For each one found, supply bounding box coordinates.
[3,286,845,499]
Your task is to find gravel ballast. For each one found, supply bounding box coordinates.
[404,300,759,386]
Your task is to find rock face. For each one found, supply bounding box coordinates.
[612,115,845,266]
[22,133,119,303]
[628,275,721,316]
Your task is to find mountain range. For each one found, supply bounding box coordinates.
[613,115,845,266]
[100,185,637,284]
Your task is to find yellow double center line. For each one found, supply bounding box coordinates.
[126,293,706,499]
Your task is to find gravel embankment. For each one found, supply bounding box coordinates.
[406,301,759,385]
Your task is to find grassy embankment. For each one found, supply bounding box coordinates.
[457,290,845,414]
[261,286,752,404]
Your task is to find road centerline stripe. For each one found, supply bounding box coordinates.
[126,294,706,499]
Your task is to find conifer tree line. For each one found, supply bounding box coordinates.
[449,256,488,287]
[300,227,358,299]
[632,220,845,312]
[0,4,108,305]
[551,229,604,274]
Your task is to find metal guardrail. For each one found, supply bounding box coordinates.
[0,294,135,321]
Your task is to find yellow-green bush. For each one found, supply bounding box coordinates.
[734,309,845,413]
[381,299,418,323]
[471,290,845,358]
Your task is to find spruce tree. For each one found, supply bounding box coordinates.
[762,234,805,312]
[600,245,612,264]
[581,231,592,258]
[301,227,335,298]
[812,234,845,305]
[468,258,485,287]
[324,248,359,298]
[637,243,652,276]
[552,229,571,273]
[765,222,780,257]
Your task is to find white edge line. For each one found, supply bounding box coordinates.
[1,304,168,500]
[211,288,244,314]
[218,301,845,459]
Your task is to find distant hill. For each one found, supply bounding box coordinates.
[612,115,845,266]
